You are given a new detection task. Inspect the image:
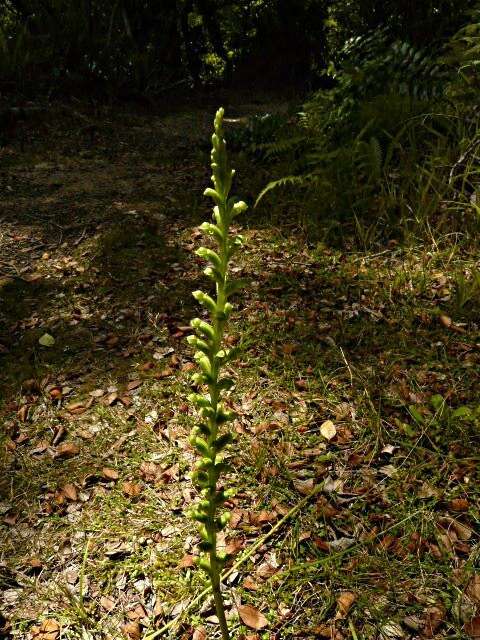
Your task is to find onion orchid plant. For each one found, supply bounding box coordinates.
[187,107,247,640]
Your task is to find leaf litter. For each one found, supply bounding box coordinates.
[0,101,478,640]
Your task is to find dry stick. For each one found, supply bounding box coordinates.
[144,482,324,640]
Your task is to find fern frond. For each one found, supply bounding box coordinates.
[255,174,319,206]
[260,135,308,159]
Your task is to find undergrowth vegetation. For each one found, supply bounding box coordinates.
[251,12,480,249]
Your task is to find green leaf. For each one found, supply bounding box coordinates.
[430,394,445,412]
[408,405,425,425]
[38,333,55,347]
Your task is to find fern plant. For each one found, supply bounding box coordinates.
[187,107,247,640]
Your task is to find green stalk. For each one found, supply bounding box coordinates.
[187,107,247,640]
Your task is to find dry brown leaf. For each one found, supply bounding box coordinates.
[282,343,297,355]
[55,442,79,458]
[102,467,119,480]
[293,478,315,495]
[90,388,105,398]
[139,461,159,482]
[122,481,142,497]
[256,561,278,578]
[249,510,277,526]
[154,367,174,378]
[119,395,133,407]
[316,496,340,519]
[32,619,60,640]
[336,591,357,618]
[121,621,141,639]
[104,392,118,406]
[311,622,336,638]
[452,520,473,541]
[465,616,480,639]
[449,498,469,512]
[238,604,268,630]
[178,554,196,568]
[466,575,480,605]
[66,401,86,414]
[127,604,147,621]
[422,605,445,638]
[254,421,281,435]
[192,628,207,640]
[225,538,244,555]
[100,595,116,611]
[243,576,261,591]
[28,556,43,570]
[62,483,78,501]
[127,379,142,391]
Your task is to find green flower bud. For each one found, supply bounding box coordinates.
[233,200,248,215]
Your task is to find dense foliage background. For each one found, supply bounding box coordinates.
[0,0,474,95]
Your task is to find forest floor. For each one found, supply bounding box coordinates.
[0,97,479,640]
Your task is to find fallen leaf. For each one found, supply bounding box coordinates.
[238,604,268,630]
[439,314,452,328]
[100,595,116,611]
[192,628,207,640]
[154,367,174,378]
[17,405,29,422]
[243,576,261,590]
[293,478,315,495]
[336,591,357,618]
[466,575,480,605]
[62,483,78,501]
[311,623,336,638]
[32,619,60,640]
[465,616,480,639]
[65,401,86,414]
[49,387,62,400]
[178,554,196,568]
[89,389,105,398]
[39,333,55,347]
[254,421,281,435]
[104,392,118,406]
[422,605,445,638]
[449,498,469,512]
[139,461,159,482]
[127,604,147,621]
[256,560,278,578]
[121,621,141,639]
[316,496,339,519]
[122,481,142,497]
[102,467,119,480]
[27,557,43,571]
[55,442,80,458]
[127,379,142,391]
[320,420,337,441]
[380,621,404,638]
